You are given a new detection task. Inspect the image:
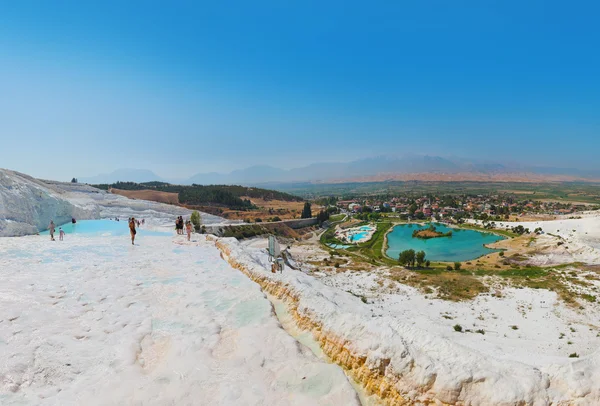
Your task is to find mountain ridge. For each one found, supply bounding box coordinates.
[78,156,600,185]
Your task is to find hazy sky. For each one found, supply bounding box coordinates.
[1,1,599,180]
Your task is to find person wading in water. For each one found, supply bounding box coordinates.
[129,217,137,245]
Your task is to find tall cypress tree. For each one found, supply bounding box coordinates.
[301,202,312,219]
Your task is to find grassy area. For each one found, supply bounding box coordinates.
[328,214,346,222]
[389,267,487,301]
[352,222,396,265]
[384,262,594,304]
[275,180,600,204]
[319,220,397,266]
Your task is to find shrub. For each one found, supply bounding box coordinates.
[425,260,431,267]
[446,265,453,271]
[499,251,504,257]
[190,211,202,232]
[569,353,579,358]
[255,218,262,222]
[334,262,340,268]
[511,325,519,330]
[271,216,282,222]
[476,329,485,335]
[454,262,461,271]
[453,324,463,332]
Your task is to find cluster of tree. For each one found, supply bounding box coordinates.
[410,210,426,220]
[90,181,304,210]
[315,196,338,207]
[178,187,255,209]
[315,210,330,225]
[440,195,458,208]
[212,185,302,202]
[71,178,78,183]
[411,224,452,239]
[476,213,510,221]
[492,205,511,215]
[446,262,462,271]
[301,202,312,219]
[93,181,173,191]
[453,212,467,224]
[398,249,430,268]
[511,225,530,235]
[95,181,302,201]
[355,212,381,221]
[222,224,268,239]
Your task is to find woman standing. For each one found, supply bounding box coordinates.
[48,220,56,241]
[129,217,137,245]
[186,220,192,241]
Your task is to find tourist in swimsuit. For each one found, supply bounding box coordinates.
[129,217,137,245]
[186,221,192,241]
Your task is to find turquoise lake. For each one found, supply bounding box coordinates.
[385,223,504,262]
[42,220,171,237]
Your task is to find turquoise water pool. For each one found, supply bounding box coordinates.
[385,223,503,262]
[327,243,352,249]
[42,220,171,237]
[349,231,367,242]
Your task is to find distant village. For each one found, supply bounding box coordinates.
[333,193,595,223]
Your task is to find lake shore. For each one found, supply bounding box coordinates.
[384,222,504,262]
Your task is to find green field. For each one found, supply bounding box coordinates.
[275,180,600,204]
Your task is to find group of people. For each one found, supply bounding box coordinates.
[48,220,65,241]
[48,215,192,246]
[175,216,193,241]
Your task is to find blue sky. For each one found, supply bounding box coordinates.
[1,1,599,180]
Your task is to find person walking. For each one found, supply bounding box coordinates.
[49,220,56,241]
[186,220,192,241]
[59,227,65,241]
[129,217,137,245]
[177,216,184,235]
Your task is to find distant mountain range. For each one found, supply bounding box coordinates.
[79,156,600,186]
[79,169,165,184]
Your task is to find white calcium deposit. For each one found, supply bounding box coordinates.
[220,237,600,405]
[0,233,360,405]
[0,169,225,237]
[470,213,600,265]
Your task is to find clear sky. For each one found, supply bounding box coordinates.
[1,1,599,180]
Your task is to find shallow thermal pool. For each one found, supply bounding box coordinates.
[345,226,375,243]
[386,223,504,262]
[41,219,171,237]
[0,234,359,404]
